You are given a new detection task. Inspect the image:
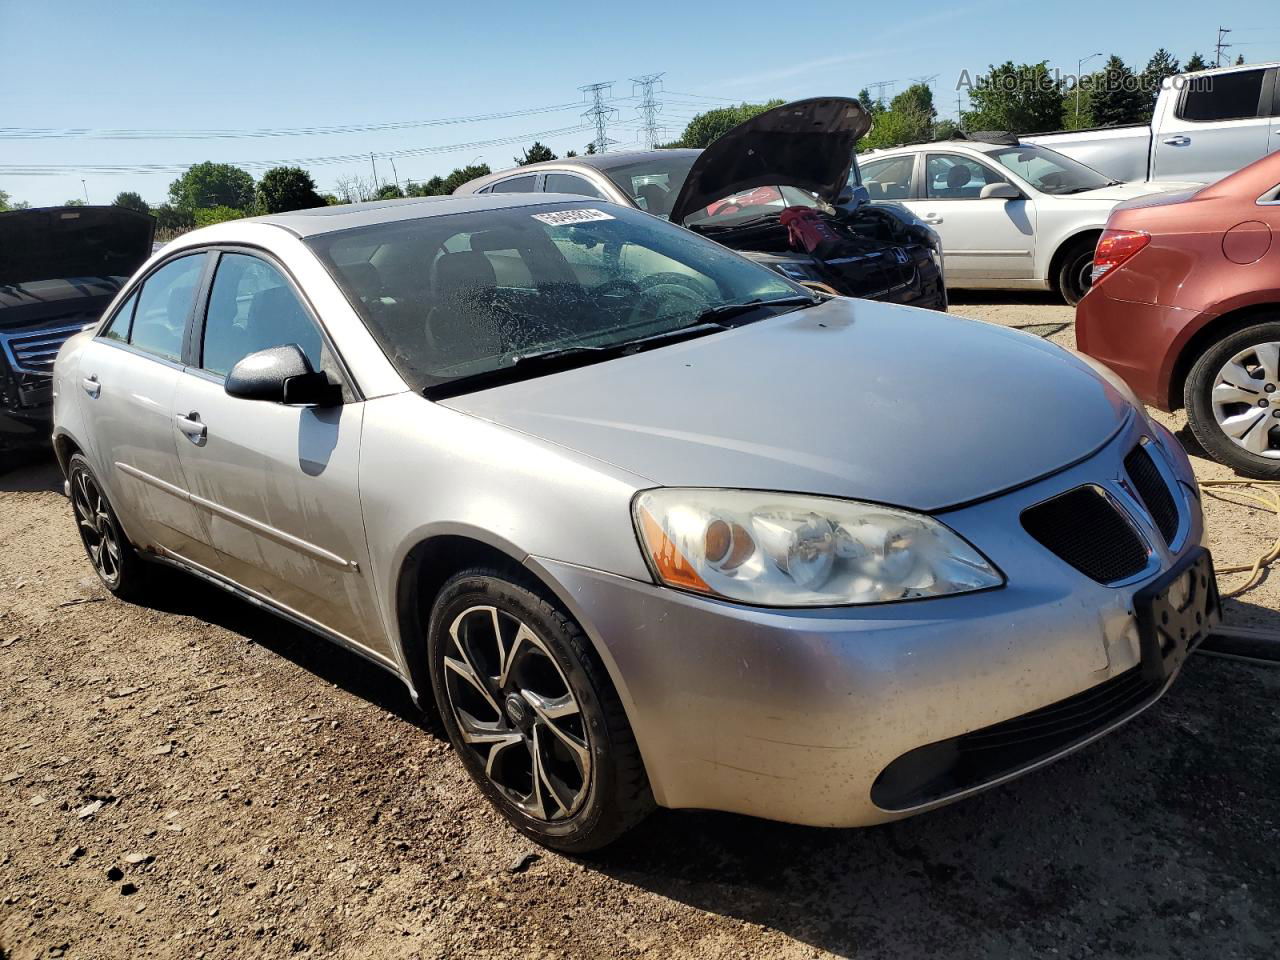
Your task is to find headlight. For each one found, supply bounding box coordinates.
[633,489,1003,607]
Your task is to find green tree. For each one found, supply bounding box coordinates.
[0,189,9,211]
[862,83,937,149]
[1090,55,1147,126]
[168,162,254,212]
[441,163,490,194]
[374,183,404,200]
[960,61,1064,134]
[192,205,244,227]
[1236,54,1245,66]
[256,166,324,214]
[514,141,556,165]
[112,191,150,215]
[565,149,578,158]
[661,100,785,149]
[64,198,86,207]
[152,203,195,233]
[1185,52,1207,72]
[1142,48,1181,111]
[584,142,597,155]
[933,118,961,140]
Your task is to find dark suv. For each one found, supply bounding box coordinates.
[1,206,154,456]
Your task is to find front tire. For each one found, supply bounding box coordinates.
[1185,320,1280,479]
[1057,238,1096,305]
[67,453,153,601]
[427,567,653,852]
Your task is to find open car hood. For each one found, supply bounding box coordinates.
[668,97,871,225]
[0,206,154,288]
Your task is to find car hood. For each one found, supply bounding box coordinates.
[1055,180,1204,203]
[0,206,154,289]
[440,299,1133,511]
[668,98,871,225]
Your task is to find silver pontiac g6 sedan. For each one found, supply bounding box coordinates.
[52,193,1219,851]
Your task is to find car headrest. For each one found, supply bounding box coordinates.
[468,227,530,253]
[434,252,497,301]
[946,165,972,190]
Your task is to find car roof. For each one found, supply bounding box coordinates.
[244,192,596,239]
[862,140,1002,158]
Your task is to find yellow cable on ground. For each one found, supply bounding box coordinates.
[1198,479,1280,598]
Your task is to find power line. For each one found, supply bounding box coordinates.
[631,73,665,149]
[0,102,586,141]
[1216,26,1233,67]
[580,81,619,154]
[0,123,596,176]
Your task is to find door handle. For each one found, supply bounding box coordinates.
[175,411,207,446]
[81,376,101,398]
[1162,136,1191,147]
[923,214,944,224]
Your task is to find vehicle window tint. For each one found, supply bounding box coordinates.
[99,291,138,343]
[201,253,324,377]
[1180,69,1265,122]
[129,254,205,361]
[925,154,1002,199]
[543,173,606,199]
[490,175,536,193]
[860,156,915,200]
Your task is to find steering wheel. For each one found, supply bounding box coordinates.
[591,277,644,301]
[629,273,714,325]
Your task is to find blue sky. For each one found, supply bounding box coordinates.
[3,0,1277,207]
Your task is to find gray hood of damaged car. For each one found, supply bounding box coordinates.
[668,97,871,225]
[441,299,1132,512]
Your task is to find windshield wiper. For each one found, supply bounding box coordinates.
[694,295,818,326]
[509,321,729,369]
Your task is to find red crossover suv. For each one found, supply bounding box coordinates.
[1076,151,1280,478]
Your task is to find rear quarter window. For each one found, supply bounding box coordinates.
[1179,69,1267,122]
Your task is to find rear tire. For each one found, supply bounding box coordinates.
[1056,238,1096,305]
[1185,320,1280,479]
[427,566,653,852]
[67,453,154,602]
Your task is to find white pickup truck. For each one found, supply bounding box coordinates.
[1025,61,1280,185]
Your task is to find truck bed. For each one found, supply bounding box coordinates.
[1023,125,1151,183]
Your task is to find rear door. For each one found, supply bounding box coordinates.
[901,153,1035,280]
[1152,67,1274,183]
[75,252,218,566]
[169,249,386,657]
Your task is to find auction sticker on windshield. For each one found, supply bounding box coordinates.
[531,209,616,226]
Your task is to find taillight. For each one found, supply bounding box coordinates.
[1091,229,1150,284]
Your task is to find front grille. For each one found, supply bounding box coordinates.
[0,323,84,375]
[1021,486,1148,584]
[871,666,1164,810]
[1125,444,1180,545]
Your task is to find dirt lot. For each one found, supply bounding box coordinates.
[2,298,1278,960]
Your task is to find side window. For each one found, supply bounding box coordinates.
[490,175,537,193]
[201,253,325,377]
[1179,69,1266,122]
[543,173,606,200]
[925,154,1002,199]
[99,290,138,343]
[129,254,205,361]
[860,156,915,200]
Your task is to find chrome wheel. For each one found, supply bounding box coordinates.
[1210,342,1280,459]
[442,605,590,821]
[71,468,121,585]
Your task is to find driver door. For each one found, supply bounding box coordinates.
[900,153,1036,280]
[169,249,388,659]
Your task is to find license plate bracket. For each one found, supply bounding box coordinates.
[1134,547,1220,682]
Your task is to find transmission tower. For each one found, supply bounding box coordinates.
[867,79,897,104]
[580,81,619,154]
[631,73,666,149]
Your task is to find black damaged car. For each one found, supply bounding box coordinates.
[1,205,154,458]
[454,97,946,310]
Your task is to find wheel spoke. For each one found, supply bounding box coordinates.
[1254,343,1280,384]
[523,690,588,769]
[1220,407,1267,440]
[1220,361,1264,392]
[1212,381,1262,407]
[498,623,536,687]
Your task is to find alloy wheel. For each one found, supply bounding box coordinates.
[442,605,591,821]
[71,469,122,584]
[1210,341,1280,459]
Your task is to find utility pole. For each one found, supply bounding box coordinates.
[80,179,89,204]
[631,73,665,150]
[389,157,400,189]
[370,153,379,190]
[1076,52,1102,125]
[1215,26,1232,67]
[580,81,618,154]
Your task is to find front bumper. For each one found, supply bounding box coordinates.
[530,413,1205,827]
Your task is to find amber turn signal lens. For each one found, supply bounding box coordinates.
[637,507,711,593]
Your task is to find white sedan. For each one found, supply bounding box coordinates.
[857,140,1198,303]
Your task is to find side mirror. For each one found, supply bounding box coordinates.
[980,182,1021,200]
[225,344,340,406]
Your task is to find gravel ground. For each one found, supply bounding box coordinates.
[2,297,1278,960]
